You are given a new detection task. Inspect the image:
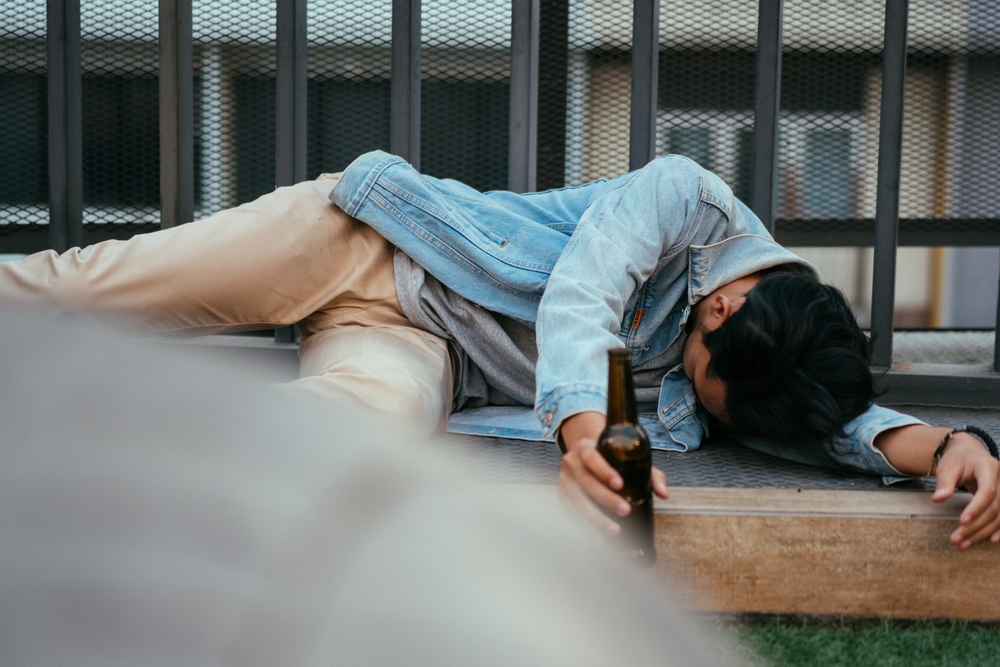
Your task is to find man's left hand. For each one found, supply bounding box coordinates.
[932,432,1000,549]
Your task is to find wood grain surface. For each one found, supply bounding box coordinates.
[653,487,1000,620]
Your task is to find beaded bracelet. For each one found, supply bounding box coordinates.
[927,425,1000,477]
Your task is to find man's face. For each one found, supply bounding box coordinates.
[681,273,762,424]
[683,322,730,423]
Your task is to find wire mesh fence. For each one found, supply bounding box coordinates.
[564,0,633,186]
[1,1,49,227]
[80,0,160,225]
[2,0,999,334]
[193,0,276,216]
[306,0,392,183]
[420,0,512,192]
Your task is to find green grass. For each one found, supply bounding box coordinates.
[717,618,1000,667]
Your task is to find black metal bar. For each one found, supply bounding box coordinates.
[877,366,1000,409]
[159,0,194,229]
[869,0,909,368]
[276,0,308,187]
[391,0,421,169]
[46,0,82,252]
[750,0,783,235]
[536,0,570,191]
[773,218,1000,248]
[628,0,659,171]
[994,249,1000,372]
[274,0,308,345]
[508,0,539,193]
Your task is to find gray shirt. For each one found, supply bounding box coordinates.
[393,250,680,412]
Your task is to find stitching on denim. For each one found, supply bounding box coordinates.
[342,155,401,214]
[662,402,696,429]
[371,182,558,274]
[379,179,509,246]
[366,190,546,302]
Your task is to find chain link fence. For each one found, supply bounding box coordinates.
[1,1,49,228]
[421,0,511,192]
[2,0,999,330]
[306,0,392,184]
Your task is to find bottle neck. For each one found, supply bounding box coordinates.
[606,349,637,425]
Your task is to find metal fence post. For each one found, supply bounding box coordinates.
[994,251,1000,372]
[159,0,194,229]
[276,0,308,187]
[629,0,659,171]
[750,0,782,235]
[537,0,570,191]
[391,0,421,169]
[508,0,540,193]
[274,0,308,345]
[869,0,909,368]
[47,0,82,252]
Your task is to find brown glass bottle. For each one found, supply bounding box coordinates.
[597,348,656,567]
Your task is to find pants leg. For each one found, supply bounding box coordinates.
[0,173,454,433]
[286,325,453,440]
[0,174,409,335]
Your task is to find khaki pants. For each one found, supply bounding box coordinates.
[0,174,453,439]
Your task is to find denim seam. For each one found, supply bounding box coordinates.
[364,190,545,302]
[380,180,509,247]
[625,284,648,348]
[661,177,713,263]
[536,384,606,411]
[339,154,403,215]
[374,182,558,274]
[662,403,697,430]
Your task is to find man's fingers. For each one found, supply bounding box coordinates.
[951,485,999,548]
[954,513,1000,550]
[580,446,623,490]
[957,461,997,525]
[578,470,631,516]
[558,468,620,535]
[564,451,629,515]
[932,465,959,502]
[652,466,669,499]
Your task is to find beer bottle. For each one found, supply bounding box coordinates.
[597,348,656,567]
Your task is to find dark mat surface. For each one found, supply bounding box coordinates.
[441,405,1000,491]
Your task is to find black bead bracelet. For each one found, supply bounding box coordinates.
[928,425,1000,477]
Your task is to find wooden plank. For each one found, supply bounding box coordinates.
[653,487,1000,620]
[491,485,1000,619]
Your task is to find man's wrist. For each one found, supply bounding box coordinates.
[935,430,996,474]
[558,411,606,456]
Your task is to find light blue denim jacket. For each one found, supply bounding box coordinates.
[332,151,921,478]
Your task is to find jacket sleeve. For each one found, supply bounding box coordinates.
[533,156,708,437]
[728,403,926,481]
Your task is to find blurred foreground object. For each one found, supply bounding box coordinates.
[0,310,734,667]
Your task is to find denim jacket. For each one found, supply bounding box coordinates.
[332,150,921,478]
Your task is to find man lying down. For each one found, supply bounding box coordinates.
[2,150,998,549]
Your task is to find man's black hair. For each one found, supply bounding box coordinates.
[701,267,874,445]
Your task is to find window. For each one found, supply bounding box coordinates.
[802,128,852,218]
[667,126,711,169]
[0,73,47,205]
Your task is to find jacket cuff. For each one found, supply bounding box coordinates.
[329,150,405,216]
[535,384,607,440]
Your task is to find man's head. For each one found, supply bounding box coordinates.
[682,266,874,444]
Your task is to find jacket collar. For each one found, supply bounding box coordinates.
[687,234,817,306]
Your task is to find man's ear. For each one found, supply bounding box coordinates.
[709,293,733,325]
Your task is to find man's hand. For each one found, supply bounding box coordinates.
[932,433,1000,550]
[877,425,1000,550]
[557,411,669,535]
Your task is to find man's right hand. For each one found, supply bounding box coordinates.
[557,411,669,535]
